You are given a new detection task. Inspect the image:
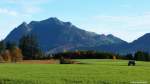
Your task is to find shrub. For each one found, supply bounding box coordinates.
[59,56,76,64]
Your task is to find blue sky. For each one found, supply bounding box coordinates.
[0,0,150,42]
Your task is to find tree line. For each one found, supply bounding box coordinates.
[0,34,150,62]
[0,41,22,62]
[53,50,122,59]
[0,34,43,62]
[53,50,150,61]
[125,51,150,61]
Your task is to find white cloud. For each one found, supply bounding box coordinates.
[1,0,52,15]
[0,8,18,16]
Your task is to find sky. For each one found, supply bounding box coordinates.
[0,0,150,42]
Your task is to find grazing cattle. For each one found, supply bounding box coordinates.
[128,60,136,66]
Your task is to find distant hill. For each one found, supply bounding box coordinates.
[98,33,150,54]
[128,33,150,53]
[94,33,150,54]
[5,17,126,53]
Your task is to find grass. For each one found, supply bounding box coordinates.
[0,59,149,84]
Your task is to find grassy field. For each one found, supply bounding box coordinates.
[0,59,149,84]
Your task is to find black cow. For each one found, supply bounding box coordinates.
[128,60,136,66]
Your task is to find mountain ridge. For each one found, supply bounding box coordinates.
[5,17,127,53]
[5,17,150,54]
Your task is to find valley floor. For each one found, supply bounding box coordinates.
[0,59,149,84]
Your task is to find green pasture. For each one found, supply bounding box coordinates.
[0,59,149,84]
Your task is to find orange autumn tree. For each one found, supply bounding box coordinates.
[1,50,11,62]
[10,47,23,62]
[0,41,23,63]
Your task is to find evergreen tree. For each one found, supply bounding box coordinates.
[0,40,6,54]
[144,52,150,61]
[19,34,42,60]
[134,51,144,61]
[6,42,16,51]
[126,54,133,60]
[134,51,150,61]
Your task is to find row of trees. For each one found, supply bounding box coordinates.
[125,51,150,61]
[53,50,122,59]
[0,41,22,62]
[54,50,150,62]
[0,34,43,62]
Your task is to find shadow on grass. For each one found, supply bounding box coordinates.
[118,64,148,67]
[62,78,129,84]
[0,78,45,84]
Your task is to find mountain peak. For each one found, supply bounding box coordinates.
[48,17,59,21]
[45,17,61,22]
[17,22,28,29]
[20,22,27,26]
[40,17,64,25]
[107,34,114,37]
[29,21,38,25]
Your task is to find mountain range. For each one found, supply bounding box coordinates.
[5,17,150,54]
